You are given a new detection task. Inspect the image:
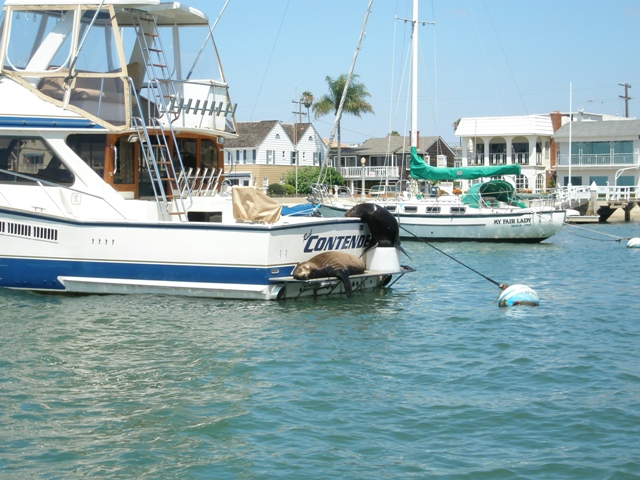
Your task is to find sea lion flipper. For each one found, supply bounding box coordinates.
[335,270,354,298]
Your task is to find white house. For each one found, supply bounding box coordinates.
[223,120,326,190]
[455,114,554,192]
[553,116,640,189]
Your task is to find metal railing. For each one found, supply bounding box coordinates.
[338,166,399,180]
[557,153,636,166]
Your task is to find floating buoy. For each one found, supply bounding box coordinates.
[497,284,540,307]
[627,238,640,248]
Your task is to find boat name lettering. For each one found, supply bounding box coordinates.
[493,218,532,225]
[303,234,371,253]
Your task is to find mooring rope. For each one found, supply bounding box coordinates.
[562,222,630,243]
[399,225,504,289]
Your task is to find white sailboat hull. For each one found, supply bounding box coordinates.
[317,203,565,242]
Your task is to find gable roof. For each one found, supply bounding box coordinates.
[353,135,453,156]
[455,115,554,137]
[553,119,640,140]
[281,123,312,144]
[225,120,279,148]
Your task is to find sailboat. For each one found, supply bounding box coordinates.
[0,0,413,299]
[311,0,566,242]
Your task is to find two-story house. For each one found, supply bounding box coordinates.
[223,120,326,191]
[329,135,456,194]
[455,114,554,193]
[552,115,640,189]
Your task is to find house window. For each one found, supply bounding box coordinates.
[252,149,257,164]
[313,152,318,166]
[515,174,528,190]
[235,150,240,164]
[275,134,280,139]
[291,151,297,165]
[309,135,313,141]
[242,150,247,164]
[266,150,275,164]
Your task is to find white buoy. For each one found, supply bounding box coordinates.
[627,238,640,248]
[497,284,540,307]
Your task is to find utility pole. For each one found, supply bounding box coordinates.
[619,83,632,117]
[292,98,307,124]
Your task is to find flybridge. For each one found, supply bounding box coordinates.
[0,1,233,133]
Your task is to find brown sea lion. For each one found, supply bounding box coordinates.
[292,251,366,298]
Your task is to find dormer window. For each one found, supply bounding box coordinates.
[275,134,280,139]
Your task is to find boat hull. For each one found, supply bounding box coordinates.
[316,203,566,242]
[0,207,403,300]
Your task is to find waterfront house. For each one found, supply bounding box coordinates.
[329,135,456,194]
[455,114,554,193]
[224,121,326,190]
[552,116,640,189]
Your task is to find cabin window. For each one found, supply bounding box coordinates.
[0,136,74,185]
[384,206,396,213]
[66,134,107,180]
[201,139,218,170]
[404,206,418,213]
[425,206,441,213]
[450,207,466,214]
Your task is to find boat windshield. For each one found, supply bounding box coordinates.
[0,135,74,186]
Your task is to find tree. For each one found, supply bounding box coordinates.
[283,166,344,195]
[301,91,314,121]
[313,74,374,170]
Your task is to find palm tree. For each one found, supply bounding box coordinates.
[301,91,314,121]
[313,74,374,172]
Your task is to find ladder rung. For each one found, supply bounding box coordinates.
[169,211,186,215]
[152,63,167,68]
[149,48,162,53]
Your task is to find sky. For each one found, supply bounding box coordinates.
[5,0,639,148]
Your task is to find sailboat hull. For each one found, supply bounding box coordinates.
[316,203,565,242]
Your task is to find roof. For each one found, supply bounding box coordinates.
[553,119,640,140]
[353,135,449,155]
[5,1,209,26]
[281,123,311,144]
[225,121,279,148]
[455,115,554,137]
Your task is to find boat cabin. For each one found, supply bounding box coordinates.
[0,0,237,201]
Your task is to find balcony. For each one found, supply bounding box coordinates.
[557,153,636,166]
[338,166,399,181]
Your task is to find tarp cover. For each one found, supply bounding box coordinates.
[461,180,525,208]
[410,147,521,180]
[232,187,282,223]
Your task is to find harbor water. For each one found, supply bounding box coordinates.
[1,223,639,479]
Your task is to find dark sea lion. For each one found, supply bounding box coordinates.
[345,203,408,257]
[292,251,366,298]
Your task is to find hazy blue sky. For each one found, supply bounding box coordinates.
[203,0,640,147]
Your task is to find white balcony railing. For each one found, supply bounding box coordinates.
[557,153,636,166]
[338,166,399,180]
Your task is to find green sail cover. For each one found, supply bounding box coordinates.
[409,147,521,180]
[461,180,526,208]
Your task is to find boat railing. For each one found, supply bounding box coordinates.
[130,77,193,221]
[308,184,357,205]
[0,169,128,219]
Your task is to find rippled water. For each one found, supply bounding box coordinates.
[2,223,640,479]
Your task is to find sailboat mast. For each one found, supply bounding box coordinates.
[410,0,419,150]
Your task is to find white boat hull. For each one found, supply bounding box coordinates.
[0,207,407,300]
[317,203,566,242]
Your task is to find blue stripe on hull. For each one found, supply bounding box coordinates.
[0,257,294,291]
